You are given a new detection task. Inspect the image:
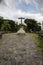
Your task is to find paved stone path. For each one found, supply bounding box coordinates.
[0,33,43,65]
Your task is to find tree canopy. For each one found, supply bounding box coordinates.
[24,19,41,32]
[0,16,41,33]
[0,16,19,32]
[0,17,4,31]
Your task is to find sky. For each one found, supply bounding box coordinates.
[0,0,43,24]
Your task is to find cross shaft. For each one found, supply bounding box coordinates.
[18,17,25,25]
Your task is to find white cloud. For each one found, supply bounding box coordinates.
[0,0,43,23]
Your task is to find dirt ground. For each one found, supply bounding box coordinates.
[0,33,43,65]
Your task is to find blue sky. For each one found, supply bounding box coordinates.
[0,0,43,23]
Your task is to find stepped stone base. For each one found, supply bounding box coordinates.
[17,27,25,35]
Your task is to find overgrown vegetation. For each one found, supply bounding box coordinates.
[0,16,41,33]
[24,19,41,32]
[32,34,43,52]
[0,16,20,33]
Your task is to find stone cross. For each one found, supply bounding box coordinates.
[18,17,25,25]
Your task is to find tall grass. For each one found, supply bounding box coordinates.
[32,34,43,53]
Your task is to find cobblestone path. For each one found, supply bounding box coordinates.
[0,33,43,65]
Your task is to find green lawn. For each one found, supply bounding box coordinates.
[31,33,43,52]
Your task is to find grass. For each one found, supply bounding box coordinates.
[32,33,43,53]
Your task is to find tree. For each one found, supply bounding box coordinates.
[0,16,20,32]
[24,19,41,32]
[1,20,11,32]
[9,20,17,32]
[0,16,4,31]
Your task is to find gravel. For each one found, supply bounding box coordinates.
[0,33,43,65]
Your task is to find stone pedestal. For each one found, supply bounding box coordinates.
[17,27,25,35]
